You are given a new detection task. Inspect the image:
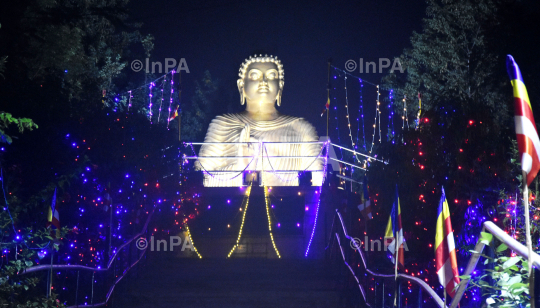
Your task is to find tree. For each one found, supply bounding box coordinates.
[181,70,218,141]
[365,0,519,301]
[0,0,153,122]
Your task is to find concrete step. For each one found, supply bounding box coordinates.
[114,253,347,308]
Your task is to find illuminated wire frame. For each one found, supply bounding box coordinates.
[227,182,253,258]
[183,222,202,259]
[263,186,281,258]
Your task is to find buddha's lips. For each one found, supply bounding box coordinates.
[258,86,269,93]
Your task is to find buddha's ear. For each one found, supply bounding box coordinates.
[237,79,245,105]
[276,80,284,106]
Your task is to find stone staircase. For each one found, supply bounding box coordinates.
[114,251,347,308]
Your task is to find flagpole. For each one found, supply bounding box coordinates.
[48,250,53,298]
[394,232,399,307]
[108,195,113,261]
[443,289,447,307]
[523,170,533,274]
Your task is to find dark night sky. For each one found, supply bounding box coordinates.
[128,0,427,137]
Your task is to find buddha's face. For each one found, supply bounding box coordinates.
[239,62,282,107]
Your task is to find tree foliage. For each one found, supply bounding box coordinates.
[181,70,218,141]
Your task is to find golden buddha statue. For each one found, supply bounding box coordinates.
[197,55,324,187]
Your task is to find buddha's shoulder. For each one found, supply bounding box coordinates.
[209,113,245,126]
[286,116,316,129]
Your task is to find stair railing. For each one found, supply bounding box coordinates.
[331,209,447,307]
[20,205,157,307]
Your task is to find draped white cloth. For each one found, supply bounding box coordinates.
[196,113,324,186]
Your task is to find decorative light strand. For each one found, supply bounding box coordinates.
[390,89,395,144]
[148,82,154,121]
[332,70,344,160]
[127,90,132,111]
[157,77,166,123]
[304,142,329,257]
[343,76,360,162]
[402,95,409,130]
[264,186,281,258]
[377,87,381,143]
[370,85,380,153]
[184,223,202,259]
[167,70,175,129]
[357,79,366,151]
[227,182,253,258]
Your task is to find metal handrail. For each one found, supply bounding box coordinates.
[450,221,540,308]
[185,141,369,172]
[186,156,322,159]
[189,141,326,145]
[333,210,447,308]
[21,206,157,307]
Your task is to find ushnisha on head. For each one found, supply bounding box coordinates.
[237,55,285,107]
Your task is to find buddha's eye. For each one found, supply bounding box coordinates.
[249,71,260,80]
[266,71,277,80]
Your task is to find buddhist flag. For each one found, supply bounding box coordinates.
[435,187,460,298]
[321,98,330,117]
[357,175,372,219]
[169,105,180,121]
[384,185,404,267]
[507,55,540,186]
[47,189,60,235]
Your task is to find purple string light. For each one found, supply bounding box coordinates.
[127,90,132,111]
[157,76,166,123]
[167,70,175,129]
[148,82,154,122]
[305,142,329,257]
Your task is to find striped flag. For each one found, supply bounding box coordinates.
[384,185,405,267]
[169,105,180,121]
[321,98,331,117]
[435,187,459,298]
[47,189,60,237]
[357,175,372,219]
[507,55,540,186]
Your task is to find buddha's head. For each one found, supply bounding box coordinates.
[237,55,284,109]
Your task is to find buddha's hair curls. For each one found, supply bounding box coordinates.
[238,54,284,82]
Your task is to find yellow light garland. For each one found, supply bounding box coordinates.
[227,182,253,258]
[264,186,281,258]
[184,222,202,259]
